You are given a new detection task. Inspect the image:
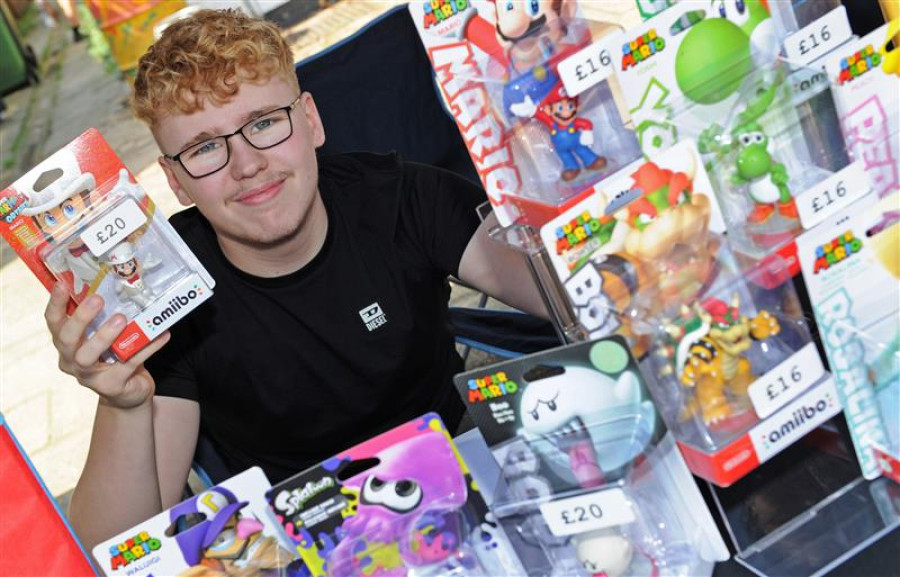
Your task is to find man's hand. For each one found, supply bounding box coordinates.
[45,282,170,410]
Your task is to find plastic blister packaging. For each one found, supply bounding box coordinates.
[410,1,640,238]
[454,338,728,576]
[266,414,522,577]
[636,245,836,486]
[0,129,214,361]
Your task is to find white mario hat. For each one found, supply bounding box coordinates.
[17,148,96,216]
[104,242,136,265]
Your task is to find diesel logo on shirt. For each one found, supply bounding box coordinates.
[359,302,388,332]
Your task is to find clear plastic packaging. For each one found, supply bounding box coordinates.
[454,338,728,575]
[0,129,214,361]
[410,1,640,237]
[265,413,522,577]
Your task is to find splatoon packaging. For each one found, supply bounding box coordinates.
[823,20,900,200]
[538,139,728,352]
[616,1,858,272]
[265,413,521,577]
[796,192,900,481]
[454,337,728,576]
[0,129,214,361]
[92,467,301,577]
[409,0,641,236]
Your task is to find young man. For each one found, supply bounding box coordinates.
[44,9,546,549]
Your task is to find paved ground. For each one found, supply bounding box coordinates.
[0,0,638,509]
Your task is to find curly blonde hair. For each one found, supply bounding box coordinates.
[132,9,298,126]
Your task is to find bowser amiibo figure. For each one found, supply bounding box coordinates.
[665,295,780,425]
[104,241,160,308]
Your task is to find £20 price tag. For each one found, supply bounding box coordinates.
[81,198,147,257]
[748,342,825,419]
[539,487,635,537]
[558,32,622,98]
[783,6,853,66]
[796,161,869,229]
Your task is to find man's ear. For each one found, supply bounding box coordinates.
[300,92,326,149]
[159,157,193,207]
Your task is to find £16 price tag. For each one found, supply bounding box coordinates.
[81,198,147,257]
[783,6,852,66]
[796,161,869,229]
[748,342,826,419]
[557,32,622,98]
[539,487,635,537]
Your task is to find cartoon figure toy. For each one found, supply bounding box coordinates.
[104,241,161,308]
[665,295,780,425]
[519,361,656,488]
[533,85,608,181]
[329,433,470,577]
[170,487,296,577]
[730,79,798,224]
[17,148,100,296]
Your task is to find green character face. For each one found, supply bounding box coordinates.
[734,124,771,179]
[675,17,751,105]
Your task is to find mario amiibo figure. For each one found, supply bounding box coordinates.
[104,241,160,308]
[534,85,608,181]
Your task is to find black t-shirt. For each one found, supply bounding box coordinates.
[146,152,485,483]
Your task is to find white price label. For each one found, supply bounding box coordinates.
[783,6,853,66]
[558,33,621,97]
[539,487,635,537]
[748,342,826,419]
[81,198,147,257]
[796,162,870,230]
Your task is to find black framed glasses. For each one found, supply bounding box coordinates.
[164,94,303,178]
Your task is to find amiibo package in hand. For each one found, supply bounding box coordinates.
[409,0,640,233]
[92,467,302,577]
[0,129,214,361]
[266,413,521,577]
[455,338,728,576]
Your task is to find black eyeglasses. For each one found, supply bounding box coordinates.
[164,94,303,178]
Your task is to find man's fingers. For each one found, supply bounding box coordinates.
[72,314,128,369]
[111,332,171,379]
[56,295,105,352]
[44,282,71,335]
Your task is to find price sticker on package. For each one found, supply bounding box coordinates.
[796,161,869,229]
[81,198,147,257]
[748,342,826,418]
[558,32,623,97]
[539,487,635,537]
[783,6,853,66]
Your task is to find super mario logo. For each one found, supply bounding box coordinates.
[467,371,518,403]
[108,531,162,570]
[837,45,881,85]
[813,231,862,274]
[554,210,612,255]
[423,0,469,29]
[0,193,28,223]
[622,28,665,71]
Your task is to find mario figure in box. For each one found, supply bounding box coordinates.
[103,241,160,309]
[534,84,607,181]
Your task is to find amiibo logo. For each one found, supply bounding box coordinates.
[272,477,335,516]
[144,284,204,331]
[359,302,388,332]
[837,45,881,85]
[422,0,468,29]
[813,231,862,274]
[108,531,162,570]
[759,392,837,451]
[467,371,518,403]
[621,28,665,71]
[0,193,28,223]
[554,210,615,255]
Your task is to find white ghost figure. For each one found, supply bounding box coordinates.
[565,264,620,336]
